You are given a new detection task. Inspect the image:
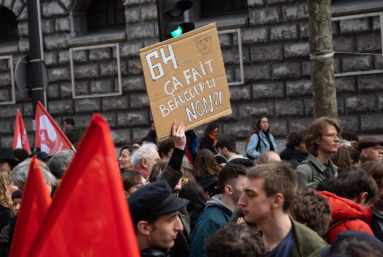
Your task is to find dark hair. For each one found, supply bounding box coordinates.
[215,136,237,153]
[330,146,352,173]
[286,129,306,148]
[218,164,247,194]
[149,158,169,183]
[347,145,361,166]
[341,130,359,142]
[317,178,336,193]
[290,188,332,236]
[158,138,175,158]
[120,145,133,156]
[203,123,219,138]
[247,162,297,212]
[305,117,341,156]
[205,223,269,257]
[246,116,269,148]
[333,238,383,257]
[122,170,146,192]
[64,118,75,126]
[333,167,378,204]
[13,149,29,162]
[178,183,207,215]
[362,160,383,188]
[192,149,220,181]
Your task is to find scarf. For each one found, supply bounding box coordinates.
[209,134,217,147]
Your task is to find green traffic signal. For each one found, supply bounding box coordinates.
[171,26,183,38]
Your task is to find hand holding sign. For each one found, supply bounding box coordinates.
[140,23,232,141]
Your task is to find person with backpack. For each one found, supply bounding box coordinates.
[245,116,277,162]
[295,117,340,188]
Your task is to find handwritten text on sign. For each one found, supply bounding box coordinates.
[140,23,231,141]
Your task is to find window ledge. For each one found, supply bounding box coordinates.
[0,40,19,55]
[69,29,127,47]
[332,0,383,17]
[194,13,249,30]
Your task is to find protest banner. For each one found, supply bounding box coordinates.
[140,23,232,141]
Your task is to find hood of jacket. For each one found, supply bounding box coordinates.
[280,147,306,163]
[318,191,373,224]
[205,194,233,216]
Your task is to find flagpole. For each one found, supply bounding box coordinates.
[71,146,77,153]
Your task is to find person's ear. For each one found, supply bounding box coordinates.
[271,193,283,209]
[137,221,150,236]
[358,192,369,205]
[294,145,299,151]
[361,149,368,158]
[225,184,233,196]
[141,158,148,169]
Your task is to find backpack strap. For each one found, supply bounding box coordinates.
[324,218,362,236]
[255,133,261,152]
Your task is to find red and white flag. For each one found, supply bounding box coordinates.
[35,101,73,156]
[13,110,31,154]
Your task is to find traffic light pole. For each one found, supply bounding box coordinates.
[156,0,165,42]
[27,0,45,118]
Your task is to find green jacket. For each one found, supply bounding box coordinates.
[158,165,190,257]
[64,126,83,145]
[295,153,338,188]
[289,219,328,257]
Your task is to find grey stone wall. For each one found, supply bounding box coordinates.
[0,0,382,155]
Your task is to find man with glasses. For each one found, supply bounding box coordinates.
[295,118,341,188]
[359,137,383,163]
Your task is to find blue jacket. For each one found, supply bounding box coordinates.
[189,194,232,257]
[246,130,277,161]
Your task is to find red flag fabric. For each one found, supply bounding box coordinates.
[13,110,31,154]
[9,156,52,257]
[28,114,141,257]
[35,101,73,156]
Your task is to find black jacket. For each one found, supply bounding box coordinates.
[141,248,169,257]
[143,131,157,145]
[280,147,306,168]
[0,206,10,233]
[198,136,215,154]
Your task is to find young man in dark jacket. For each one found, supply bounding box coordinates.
[280,130,308,168]
[190,164,247,257]
[239,162,328,257]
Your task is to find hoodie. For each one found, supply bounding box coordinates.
[197,176,219,197]
[371,206,383,243]
[189,194,233,257]
[318,191,374,244]
[280,147,306,168]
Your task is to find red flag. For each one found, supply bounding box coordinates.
[28,114,141,257]
[35,101,73,156]
[13,110,31,154]
[9,156,52,257]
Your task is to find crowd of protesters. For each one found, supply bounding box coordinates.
[1,115,383,257]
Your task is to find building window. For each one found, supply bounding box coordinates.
[87,0,125,31]
[0,7,19,42]
[200,0,248,17]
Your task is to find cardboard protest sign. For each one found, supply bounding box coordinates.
[140,23,232,141]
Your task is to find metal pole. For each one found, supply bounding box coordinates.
[27,0,45,151]
[156,0,165,42]
[308,0,338,119]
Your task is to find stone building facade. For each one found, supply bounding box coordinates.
[0,0,382,153]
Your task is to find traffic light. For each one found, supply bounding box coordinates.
[157,0,195,41]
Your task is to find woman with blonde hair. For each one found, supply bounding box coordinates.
[0,172,12,231]
[246,116,277,161]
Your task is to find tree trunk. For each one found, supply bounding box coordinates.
[308,0,338,119]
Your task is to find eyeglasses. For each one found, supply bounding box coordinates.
[323,133,341,140]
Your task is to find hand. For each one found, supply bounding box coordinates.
[171,121,186,150]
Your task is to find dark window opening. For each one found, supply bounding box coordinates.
[200,0,248,17]
[87,0,125,31]
[0,7,19,42]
